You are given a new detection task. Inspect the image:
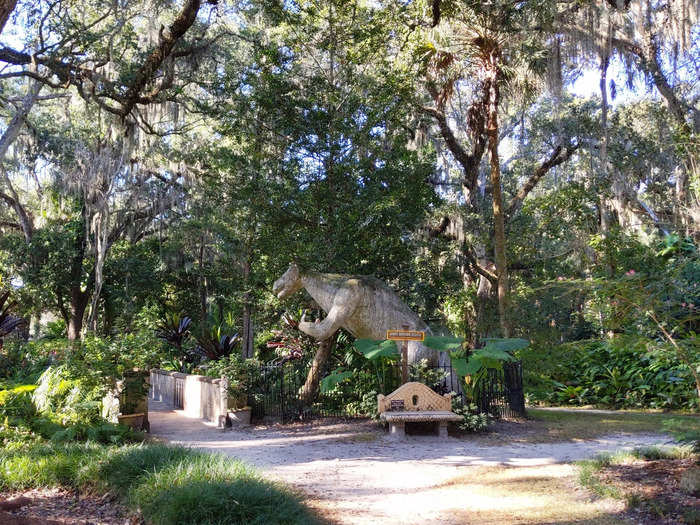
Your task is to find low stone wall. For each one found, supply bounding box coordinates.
[150,369,228,427]
[103,371,150,431]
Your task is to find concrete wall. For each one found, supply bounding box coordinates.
[150,369,228,426]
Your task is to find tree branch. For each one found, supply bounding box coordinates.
[463,248,498,284]
[427,216,451,238]
[506,142,578,219]
[116,0,205,117]
[0,0,213,120]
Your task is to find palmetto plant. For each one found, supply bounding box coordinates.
[0,290,26,342]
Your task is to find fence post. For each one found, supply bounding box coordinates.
[280,365,285,422]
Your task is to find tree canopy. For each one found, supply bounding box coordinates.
[0,0,697,405]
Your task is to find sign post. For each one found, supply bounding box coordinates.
[386,326,425,385]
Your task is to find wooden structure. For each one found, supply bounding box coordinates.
[377,382,461,439]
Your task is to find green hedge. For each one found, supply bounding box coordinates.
[523,335,697,410]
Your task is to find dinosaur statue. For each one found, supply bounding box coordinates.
[272,263,436,364]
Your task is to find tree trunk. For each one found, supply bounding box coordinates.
[300,333,337,404]
[67,287,89,340]
[241,303,253,358]
[87,213,110,332]
[199,236,207,334]
[641,33,698,136]
[0,0,17,35]
[486,61,509,338]
[241,253,254,359]
[0,81,42,243]
[66,205,92,340]
[598,51,618,275]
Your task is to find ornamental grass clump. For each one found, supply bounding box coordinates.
[0,442,319,525]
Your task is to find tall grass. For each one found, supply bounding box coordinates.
[0,442,319,525]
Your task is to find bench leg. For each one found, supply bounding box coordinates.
[438,422,448,438]
[389,422,405,439]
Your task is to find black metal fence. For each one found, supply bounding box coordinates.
[247,360,525,423]
[476,362,525,419]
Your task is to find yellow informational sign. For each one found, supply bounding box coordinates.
[386,330,425,342]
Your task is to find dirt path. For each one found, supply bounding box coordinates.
[149,400,673,525]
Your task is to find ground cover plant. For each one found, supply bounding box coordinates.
[0,363,320,525]
[0,440,320,525]
[578,446,700,524]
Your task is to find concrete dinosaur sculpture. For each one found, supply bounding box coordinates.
[272,263,435,364]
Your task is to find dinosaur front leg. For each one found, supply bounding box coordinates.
[298,304,347,340]
[298,288,358,340]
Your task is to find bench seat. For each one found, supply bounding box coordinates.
[380,410,461,438]
[380,410,462,423]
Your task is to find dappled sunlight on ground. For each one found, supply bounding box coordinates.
[149,399,671,525]
[442,465,627,524]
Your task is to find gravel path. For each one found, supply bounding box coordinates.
[149,400,673,525]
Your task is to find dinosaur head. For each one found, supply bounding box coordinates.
[273,262,304,299]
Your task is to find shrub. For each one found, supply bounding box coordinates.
[64,332,167,389]
[33,366,102,424]
[0,339,53,381]
[344,390,379,418]
[206,354,261,408]
[451,398,490,432]
[524,335,697,410]
[0,420,42,450]
[49,422,141,445]
[0,385,37,420]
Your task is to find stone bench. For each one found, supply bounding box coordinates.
[377,382,461,439]
[381,410,461,438]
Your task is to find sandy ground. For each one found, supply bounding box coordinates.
[148,400,673,525]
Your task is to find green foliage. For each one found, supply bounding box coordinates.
[0,385,37,420]
[0,339,54,382]
[156,315,192,350]
[0,442,318,524]
[451,398,490,432]
[62,332,167,391]
[353,336,524,377]
[526,237,699,409]
[343,390,380,419]
[423,336,465,352]
[525,336,697,410]
[450,339,525,403]
[48,422,140,445]
[45,319,67,339]
[483,338,530,353]
[0,372,140,446]
[409,359,449,389]
[354,339,399,359]
[33,365,102,424]
[194,326,240,361]
[320,368,354,393]
[205,354,261,408]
